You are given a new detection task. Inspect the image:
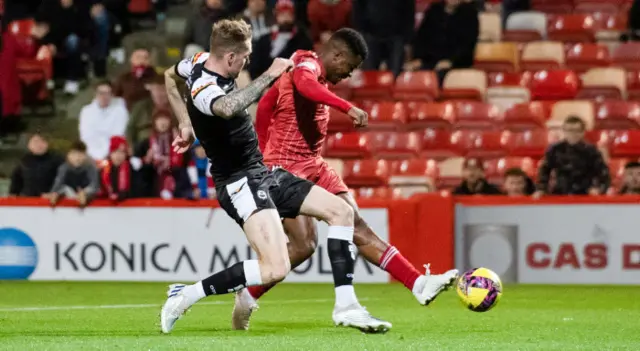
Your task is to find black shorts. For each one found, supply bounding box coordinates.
[216,168,314,227]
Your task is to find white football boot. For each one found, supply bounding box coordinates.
[160,284,192,334]
[231,289,259,330]
[413,264,459,306]
[332,304,392,333]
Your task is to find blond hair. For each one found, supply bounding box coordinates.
[209,19,252,58]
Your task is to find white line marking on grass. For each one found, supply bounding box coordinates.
[0,298,371,313]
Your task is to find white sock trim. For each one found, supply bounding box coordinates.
[335,285,359,308]
[182,282,206,305]
[243,260,263,286]
[327,225,354,241]
[380,246,398,269]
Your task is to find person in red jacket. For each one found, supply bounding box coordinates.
[234,28,458,331]
[307,0,352,43]
[99,135,132,202]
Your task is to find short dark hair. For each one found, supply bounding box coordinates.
[95,80,112,90]
[330,28,368,60]
[70,141,87,153]
[564,116,586,129]
[625,161,640,170]
[504,167,527,178]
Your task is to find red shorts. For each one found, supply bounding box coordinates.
[266,157,349,195]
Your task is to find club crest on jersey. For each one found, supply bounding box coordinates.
[257,190,267,200]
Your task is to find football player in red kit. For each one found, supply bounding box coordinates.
[232,28,459,330]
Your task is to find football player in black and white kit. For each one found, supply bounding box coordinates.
[159,19,390,334]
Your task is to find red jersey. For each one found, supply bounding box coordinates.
[257,50,353,164]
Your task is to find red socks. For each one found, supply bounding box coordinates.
[379,246,422,290]
[247,283,276,300]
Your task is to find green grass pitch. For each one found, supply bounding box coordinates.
[1,282,639,350]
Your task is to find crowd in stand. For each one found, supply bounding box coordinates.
[3,0,640,205]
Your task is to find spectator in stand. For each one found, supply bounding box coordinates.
[134,110,191,199]
[353,0,414,77]
[87,1,111,78]
[127,75,170,146]
[183,0,227,57]
[99,136,136,202]
[619,162,640,194]
[0,26,29,123]
[502,0,530,27]
[250,0,313,79]
[35,0,95,95]
[103,0,130,64]
[405,0,479,85]
[503,167,535,196]
[244,0,272,42]
[629,0,640,40]
[453,158,502,195]
[187,139,215,199]
[79,80,129,161]
[9,133,64,197]
[46,141,99,207]
[535,116,610,196]
[113,47,159,110]
[307,0,351,43]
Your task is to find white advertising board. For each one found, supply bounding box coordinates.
[0,207,389,282]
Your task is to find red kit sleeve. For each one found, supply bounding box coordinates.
[256,81,280,152]
[292,66,353,114]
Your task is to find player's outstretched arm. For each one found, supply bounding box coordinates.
[292,67,352,113]
[212,58,293,119]
[165,66,190,128]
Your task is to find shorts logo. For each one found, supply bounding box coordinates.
[233,182,246,195]
[257,190,267,200]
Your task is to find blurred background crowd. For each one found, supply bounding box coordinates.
[1,0,640,206]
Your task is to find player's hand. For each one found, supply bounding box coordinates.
[266,58,294,78]
[172,125,195,154]
[348,106,368,128]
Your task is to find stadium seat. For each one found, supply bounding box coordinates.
[479,12,502,42]
[612,43,640,71]
[503,102,548,130]
[329,78,352,100]
[351,187,403,200]
[474,42,519,72]
[390,158,439,187]
[488,72,533,88]
[437,157,465,188]
[324,132,373,158]
[342,159,391,187]
[529,70,579,100]
[594,12,629,41]
[547,14,598,43]
[441,69,487,101]
[627,71,640,101]
[405,101,456,129]
[483,157,537,183]
[451,130,507,158]
[327,109,354,133]
[453,101,504,130]
[350,71,395,100]
[595,101,640,129]
[548,100,595,130]
[372,132,421,159]
[129,0,153,13]
[504,11,547,42]
[393,71,439,101]
[577,67,626,100]
[520,41,565,71]
[609,158,630,188]
[418,129,461,159]
[531,0,573,13]
[503,129,550,158]
[609,130,640,157]
[565,43,610,73]
[365,101,408,130]
[574,0,624,13]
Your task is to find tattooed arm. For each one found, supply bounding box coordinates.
[211,58,293,119]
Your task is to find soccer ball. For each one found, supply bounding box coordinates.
[456,267,503,312]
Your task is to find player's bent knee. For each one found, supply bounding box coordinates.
[260,259,290,284]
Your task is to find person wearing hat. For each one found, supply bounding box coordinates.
[99,135,137,202]
[453,158,502,195]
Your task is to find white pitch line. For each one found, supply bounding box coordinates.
[0,297,371,313]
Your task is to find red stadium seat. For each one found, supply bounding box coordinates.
[327,108,354,133]
[504,129,550,158]
[451,130,507,158]
[529,70,580,100]
[393,71,439,101]
[610,130,640,157]
[372,132,421,159]
[488,71,532,88]
[483,157,537,183]
[594,101,640,130]
[574,0,625,13]
[390,158,439,186]
[351,187,402,200]
[627,71,640,101]
[502,30,543,43]
[350,71,395,100]
[128,0,152,13]
[453,101,503,130]
[405,102,456,129]
[531,0,573,13]
[612,43,640,71]
[324,132,373,158]
[365,101,408,130]
[503,102,548,130]
[329,78,352,100]
[565,43,610,73]
[417,129,461,159]
[343,159,391,187]
[609,158,630,188]
[547,14,598,42]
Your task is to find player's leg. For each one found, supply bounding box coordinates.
[339,193,458,305]
[160,175,291,333]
